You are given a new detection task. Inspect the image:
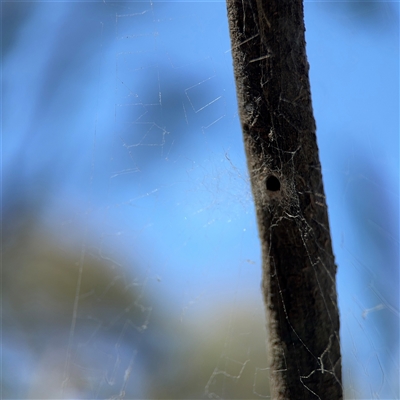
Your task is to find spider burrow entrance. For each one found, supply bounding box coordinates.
[266,175,281,192]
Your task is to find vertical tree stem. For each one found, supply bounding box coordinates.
[226,1,343,398]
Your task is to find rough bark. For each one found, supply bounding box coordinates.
[226,1,342,399]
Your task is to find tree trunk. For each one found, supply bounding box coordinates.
[226,1,343,399]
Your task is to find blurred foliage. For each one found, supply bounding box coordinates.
[2,211,270,399]
[2,1,398,398]
[3,212,155,398]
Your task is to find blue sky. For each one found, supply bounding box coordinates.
[2,1,399,398]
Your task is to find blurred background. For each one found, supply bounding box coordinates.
[2,1,399,399]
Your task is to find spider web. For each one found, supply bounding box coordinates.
[2,1,399,399]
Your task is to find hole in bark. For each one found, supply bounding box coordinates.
[266,175,280,191]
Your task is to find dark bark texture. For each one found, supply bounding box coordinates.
[226,1,342,399]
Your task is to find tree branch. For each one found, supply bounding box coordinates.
[226,1,343,398]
